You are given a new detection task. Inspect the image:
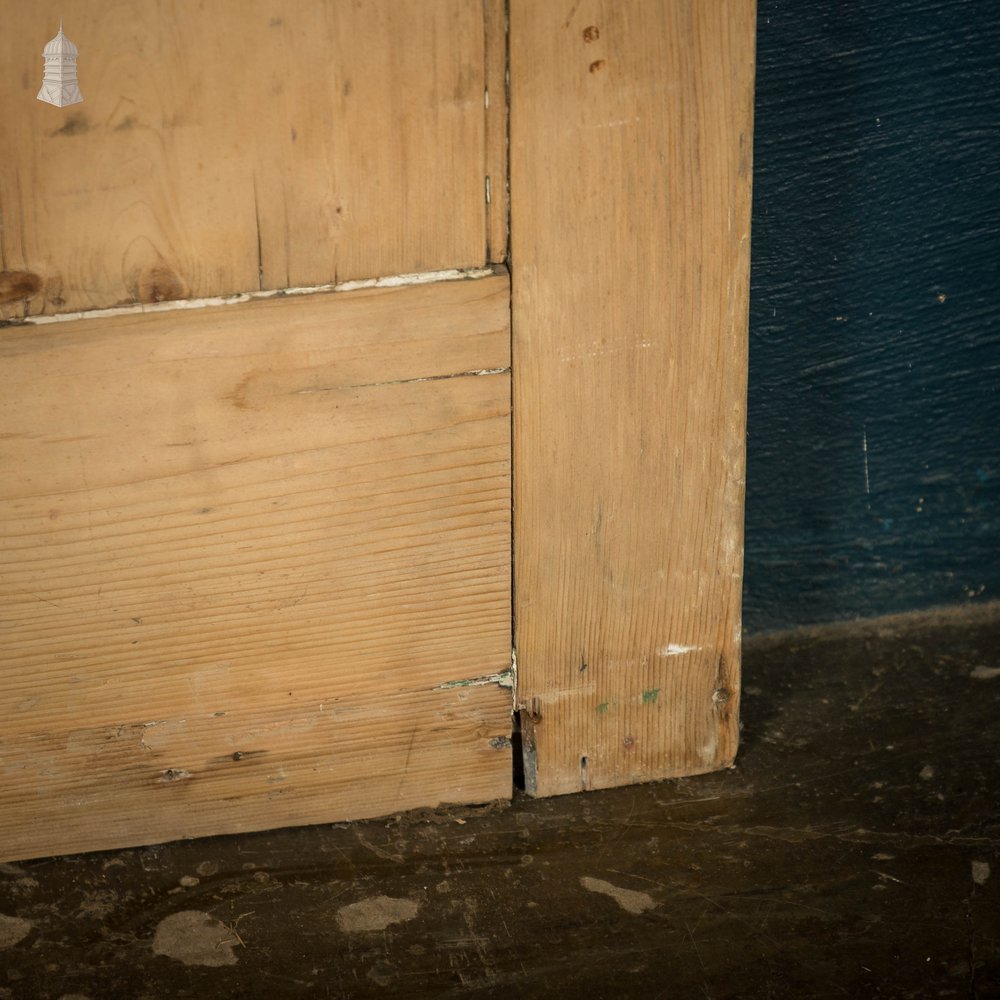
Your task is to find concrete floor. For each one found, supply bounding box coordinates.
[2,603,999,999]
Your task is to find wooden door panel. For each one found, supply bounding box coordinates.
[0,1,504,320]
[0,272,512,861]
[0,0,757,857]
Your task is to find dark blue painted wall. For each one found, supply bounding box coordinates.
[744,0,1000,632]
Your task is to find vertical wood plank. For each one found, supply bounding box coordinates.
[510,1,756,796]
[0,1,489,319]
[484,0,509,262]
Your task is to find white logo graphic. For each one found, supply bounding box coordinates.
[37,20,83,108]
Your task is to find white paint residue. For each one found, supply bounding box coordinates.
[335,267,494,292]
[580,877,655,915]
[971,666,1000,680]
[698,734,719,764]
[972,861,991,886]
[336,896,419,933]
[19,267,497,326]
[151,911,238,967]
[659,644,701,657]
[0,913,32,949]
[919,765,936,781]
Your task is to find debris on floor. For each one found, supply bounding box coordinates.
[2,603,999,998]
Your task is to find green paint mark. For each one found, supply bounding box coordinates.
[596,701,610,714]
[642,688,660,704]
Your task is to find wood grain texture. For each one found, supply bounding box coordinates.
[0,0,491,319]
[0,273,512,862]
[510,1,755,796]
[484,0,509,262]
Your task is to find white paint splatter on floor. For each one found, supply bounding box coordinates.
[0,914,32,949]
[336,895,419,933]
[151,910,239,966]
[972,861,991,886]
[971,666,1000,680]
[580,876,655,914]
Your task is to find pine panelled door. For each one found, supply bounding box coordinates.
[0,0,755,862]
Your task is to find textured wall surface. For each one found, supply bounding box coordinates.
[744,0,1000,632]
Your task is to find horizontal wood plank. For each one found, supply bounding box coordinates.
[0,685,510,863]
[0,273,512,861]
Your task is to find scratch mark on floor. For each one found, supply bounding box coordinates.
[354,829,403,865]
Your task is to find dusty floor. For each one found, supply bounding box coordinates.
[2,604,999,999]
